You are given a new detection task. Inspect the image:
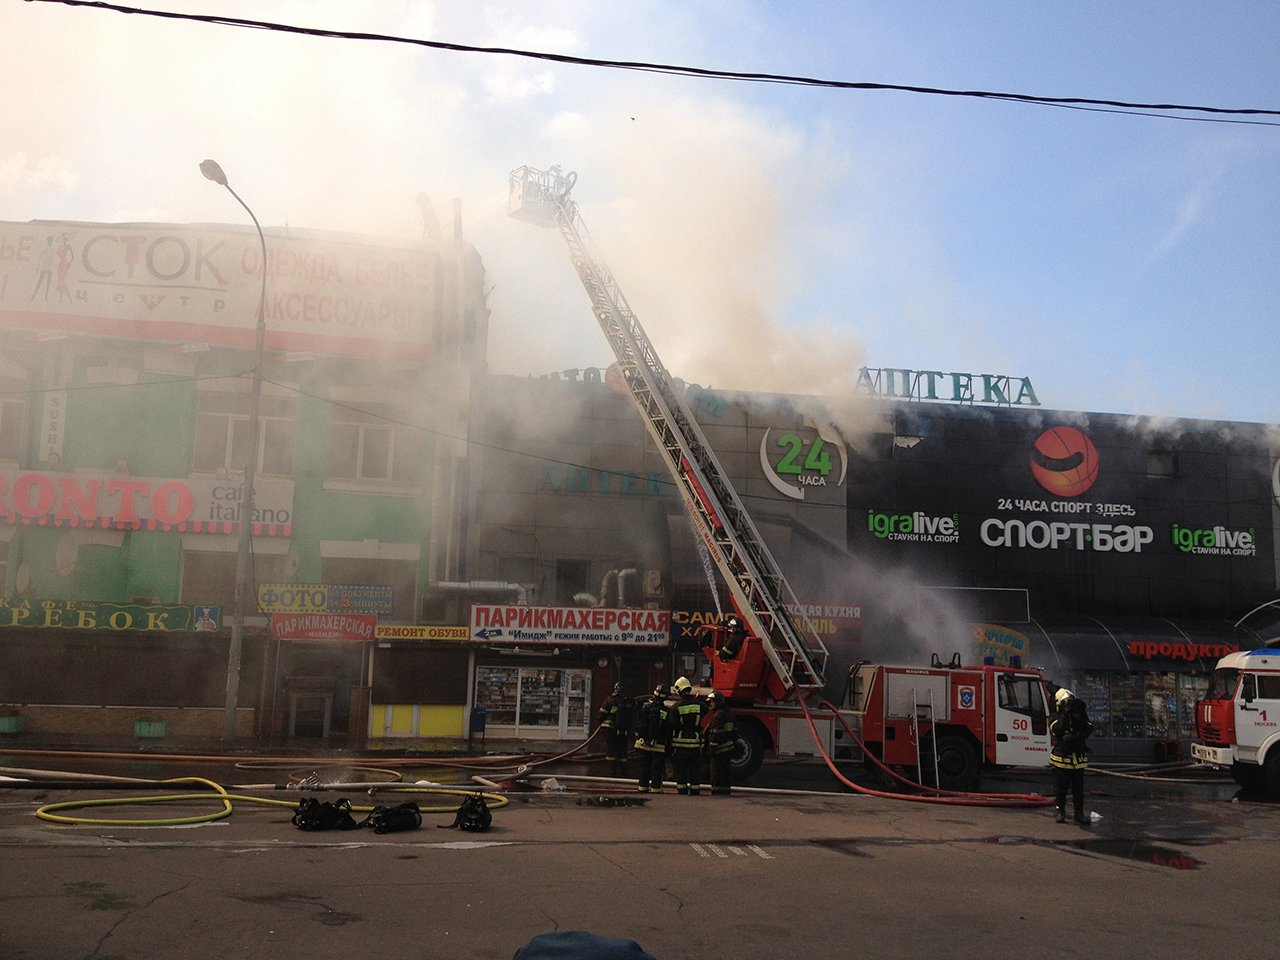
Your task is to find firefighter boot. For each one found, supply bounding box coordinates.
[1055,806,1067,823]
[1074,807,1088,825]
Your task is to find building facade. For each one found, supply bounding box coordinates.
[3,214,1277,764]
[463,368,1280,761]
[0,212,487,745]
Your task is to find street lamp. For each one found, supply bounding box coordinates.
[200,159,267,742]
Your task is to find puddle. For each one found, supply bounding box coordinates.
[985,835,1202,869]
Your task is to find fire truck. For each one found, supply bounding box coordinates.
[1192,647,1280,798]
[509,165,1053,791]
[698,624,1051,788]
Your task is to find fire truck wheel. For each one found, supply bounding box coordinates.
[1263,752,1280,801]
[730,723,766,781]
[1231,761,1264,790]
[933,734,980,791]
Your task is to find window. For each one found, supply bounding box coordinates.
[320,557,418,622]
[1145,449,1178,478]
[1256,675,1280,701]
[1072,673,1112,739]
[1207,667,1240,700]
[329,403,422,484]
[180,550,288,611]
[1145,672,1177,738]
[1178,674,1209,740]
[998,674,1046,716]
[555,558,591,606]
[0,391,28,461]
[194,388,296,477]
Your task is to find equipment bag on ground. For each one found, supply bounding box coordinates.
[361,801,422,834]
[291,797,359,831]
[439,794,492,832]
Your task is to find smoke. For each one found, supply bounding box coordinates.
[562,96,869,399]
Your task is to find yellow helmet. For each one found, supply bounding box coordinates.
[1054,687,1073,707]
[673,676,692,692]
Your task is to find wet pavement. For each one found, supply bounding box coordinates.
[2,744,1278,958]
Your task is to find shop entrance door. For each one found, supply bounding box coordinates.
[289,689,332,738]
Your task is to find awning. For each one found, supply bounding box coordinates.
[1026,617,1271,674]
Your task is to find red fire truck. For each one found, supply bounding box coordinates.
[1193,647,1280,798]
[698,624,1052,789]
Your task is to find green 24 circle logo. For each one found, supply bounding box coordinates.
[760,424,848,501]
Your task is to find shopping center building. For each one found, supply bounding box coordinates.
[1,212,1277,763]
[461,366,1279,761]
[0,211,486,744]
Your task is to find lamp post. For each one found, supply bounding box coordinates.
[200,159,267,742]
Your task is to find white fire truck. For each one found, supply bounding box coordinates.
[1192,647,1280,798]
[509,165,1053,791]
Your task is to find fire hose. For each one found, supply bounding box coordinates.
[797,695,1055,807]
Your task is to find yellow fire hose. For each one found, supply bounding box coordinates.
[33,776,508,828]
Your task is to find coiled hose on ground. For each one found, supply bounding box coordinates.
[23,775,508,828]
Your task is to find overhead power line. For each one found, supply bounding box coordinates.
[30,0,1280,125]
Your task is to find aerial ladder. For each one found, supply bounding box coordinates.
[509,165,828,699]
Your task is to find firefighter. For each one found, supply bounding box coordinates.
[633,684,671,793]
[703,690,736,796]
[598,682,630,777]
[718,615,748,662]
[1050,687,1094,823]
[669,676,706,795]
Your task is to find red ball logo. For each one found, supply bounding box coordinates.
[1030,426,1098,497]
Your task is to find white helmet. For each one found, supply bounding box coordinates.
[1054,687,1073,707]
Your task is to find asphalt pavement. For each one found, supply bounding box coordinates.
[1,748,1278,960]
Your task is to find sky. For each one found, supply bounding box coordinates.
[3,0,1279,424]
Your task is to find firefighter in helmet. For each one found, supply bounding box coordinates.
[703,690,736,796]
[1050,687,1094,824]
[669,676,706,795]
[598,682,630,777]
[718,615,748,663]
[633,684,671,793]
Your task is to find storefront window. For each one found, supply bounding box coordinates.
[1072,673,1111,739]
[565,671,589,727]
[1178,675,1209,740]
[475,667,518,725]
[473,665,591,738]
[1110,674,1145,738]
[1145,672,1178,739]
[519,670,564,728]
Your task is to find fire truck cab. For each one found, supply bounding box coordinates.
[1192,648,1280,797]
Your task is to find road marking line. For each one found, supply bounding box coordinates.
[691,842,772,859]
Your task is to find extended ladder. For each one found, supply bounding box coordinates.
[509,165,828,694]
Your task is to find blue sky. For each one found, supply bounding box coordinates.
[3,1,1278,423]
